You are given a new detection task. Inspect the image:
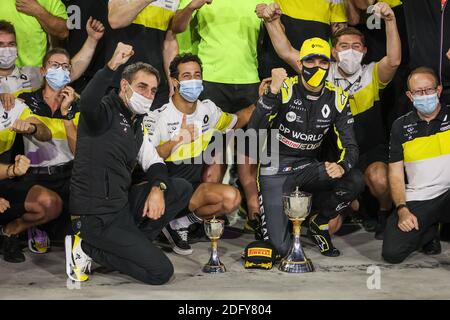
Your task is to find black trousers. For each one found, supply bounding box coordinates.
[258,157,365,256]
[79,178,193,285]
[382,188,450,264]
[200,81,259,114]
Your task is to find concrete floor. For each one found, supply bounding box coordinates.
[1,218,450,300]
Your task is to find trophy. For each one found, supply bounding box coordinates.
[202,217,226,273]
[279,187,314,273]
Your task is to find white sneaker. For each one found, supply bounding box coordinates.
[65,234,92,282]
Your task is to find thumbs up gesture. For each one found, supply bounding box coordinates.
[175,114,198,145]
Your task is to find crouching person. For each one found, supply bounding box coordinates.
[383,68,450,263]
[66,43,192,284]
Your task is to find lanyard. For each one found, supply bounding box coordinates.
[337,75,362,95]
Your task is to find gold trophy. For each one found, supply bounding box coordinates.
[279,187,314,273]
[203,217,226,273]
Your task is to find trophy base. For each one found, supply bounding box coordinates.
[202,263,226,274]
[279,258,314,273]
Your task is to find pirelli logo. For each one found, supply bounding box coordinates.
[248,248,272,258]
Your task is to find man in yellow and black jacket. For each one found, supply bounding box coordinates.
[249,38,364,258]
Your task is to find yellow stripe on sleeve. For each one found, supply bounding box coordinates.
[215,112,235,132]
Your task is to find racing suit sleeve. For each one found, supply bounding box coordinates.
[137,133,170,188]
[333,101,359,173]
[248,91,282,130]
[79,66,115,133]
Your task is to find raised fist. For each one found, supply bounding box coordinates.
[256,3,282,22]
[108,42,134,71]
[86,17,105,42]
[372,2,395,21]
[270,68,288,94]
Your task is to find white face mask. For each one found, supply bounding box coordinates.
[126,84,153,115]
[0,47,17,69]
[337,49,364,75]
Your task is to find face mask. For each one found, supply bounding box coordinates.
[337,49,364,75]
[45,67,71,90]
[413,93,440,115]
[179,79,203,102]
[301,65,328,88]
[0,47,17,69]
[127,84,153,115]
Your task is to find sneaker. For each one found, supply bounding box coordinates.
[28,227,50,254]
[422,237,442,255]
[162,225,193,255]
[65,234,91,282]
[0,235,25,263]
[308,214,340,257]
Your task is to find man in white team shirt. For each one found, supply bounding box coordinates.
[145,53,255,255]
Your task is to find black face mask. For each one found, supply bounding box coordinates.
[301,65,329,88]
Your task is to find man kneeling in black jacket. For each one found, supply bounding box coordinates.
[65,42,193,285]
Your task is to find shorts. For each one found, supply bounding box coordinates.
[0,180,36,225]
[201,82,260,161]
[200,82,259,114]
[357,144,389,173]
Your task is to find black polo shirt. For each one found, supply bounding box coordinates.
[389,105,450,201]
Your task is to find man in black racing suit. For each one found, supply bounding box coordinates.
[249,38,365,257]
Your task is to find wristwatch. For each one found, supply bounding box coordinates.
[396,204,408,212]
[158,182,167,192]
[265,87,278,98]
[63,112,75,121]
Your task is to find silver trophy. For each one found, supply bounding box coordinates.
[279,187,314,273]
[202,217,226,273]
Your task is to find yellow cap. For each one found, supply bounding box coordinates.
[299,38,331,61]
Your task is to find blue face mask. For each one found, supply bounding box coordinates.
[179,79,203,102]
[45,67,71,90]
[413,93,440,115]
